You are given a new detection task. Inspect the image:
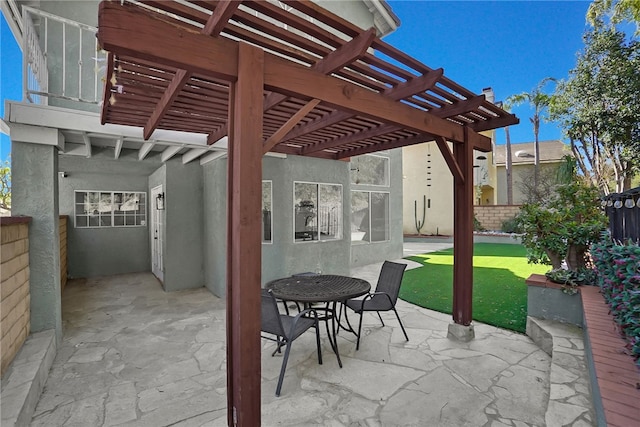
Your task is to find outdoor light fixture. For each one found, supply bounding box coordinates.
[614,200,623,209]
[607,200,613,207]
[624,198,635,208]
[156,192,165,210]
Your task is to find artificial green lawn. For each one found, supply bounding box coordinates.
[399,243,549,333]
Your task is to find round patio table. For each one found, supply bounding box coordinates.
[266,274,370,368]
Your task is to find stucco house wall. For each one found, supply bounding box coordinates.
[57,154,159,278]
[402,142,454,236]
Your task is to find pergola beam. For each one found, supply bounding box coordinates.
[286,68,444,147]
[263,99,320,154]
[430,95,485,119]
[97,2,491,151]
[207,27,376,145]
[142,1,240,140]
[301,123,397,155]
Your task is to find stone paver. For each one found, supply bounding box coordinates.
[25,251,595,426]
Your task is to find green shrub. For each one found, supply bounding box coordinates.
[591,239,640,368]
[501,216,522,233]
[473,215,485,231]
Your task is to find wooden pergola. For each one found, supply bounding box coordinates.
[96,1,518,425]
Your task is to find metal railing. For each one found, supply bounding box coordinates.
[22,6,106,106]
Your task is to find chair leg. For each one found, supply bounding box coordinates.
[356,312,364,351]
[275,340,293,397]
[393,307,409,342]
[376,311,385,326]
[314,320,323,365]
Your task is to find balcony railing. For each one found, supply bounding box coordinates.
[22,6,106,107]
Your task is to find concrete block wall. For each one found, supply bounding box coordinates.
[474,205,521,232]
[1,217,32,376]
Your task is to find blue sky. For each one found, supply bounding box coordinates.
[384,0,593,145]
[1,14,21,162]
[0,1,595,162]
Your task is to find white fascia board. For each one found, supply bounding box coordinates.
[82,132,92,158]
[182,148,208,164]
[114,136,124,159]
[9,123,65,150]
[362,0,399,36]
[5,101,209,146]
[161,145,183,162]
[0,119,10,136]
[138,142,155,161]
[1,1,23,48]
[199,151,227,165]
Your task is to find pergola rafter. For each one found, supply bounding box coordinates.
[96,1,518,425]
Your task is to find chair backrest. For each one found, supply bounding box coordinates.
[375,261,407,305]
[261,289,285,337]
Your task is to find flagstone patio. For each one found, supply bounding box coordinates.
[24,247,595,426]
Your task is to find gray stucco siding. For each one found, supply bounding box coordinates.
[57,157,152,278]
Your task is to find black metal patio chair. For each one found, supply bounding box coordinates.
[343,261,409,350]
[260,289,322,396]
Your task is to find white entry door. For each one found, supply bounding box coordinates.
[150,185,164,282]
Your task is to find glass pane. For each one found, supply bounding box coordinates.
[75,192,84,204]
[121,193,139,211]
[99,192,113,212]
[370,192,390,242]
[351,191,369,242]
[319,184,342,241]
[100,215,112,227]
[125,215,136,226]
[294,182,317,241]
[262,181,272,243]
[114,215,124,226]
[350,155,389,186]
[85,191,100,216]
[76,216,88,227]
[89,216,99,227]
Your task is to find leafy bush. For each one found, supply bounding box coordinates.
[473,215,485,231]
[591,239,640,368]
[517,182,607,270]
[545,267,596,295]
[501,216,522,233]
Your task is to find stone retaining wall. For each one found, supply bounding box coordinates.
[1,217,32,376]
[474,205,521,232]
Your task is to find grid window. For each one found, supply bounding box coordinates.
[351,191,389,243]
[75,191,146,228]
[294,182,342,242]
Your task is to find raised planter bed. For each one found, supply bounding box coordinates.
[526,274,640,426]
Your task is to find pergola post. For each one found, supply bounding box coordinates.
[225,42,264,427]
[449,128,476,342]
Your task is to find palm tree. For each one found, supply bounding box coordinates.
[496,101,514,205]
[507,77,556,197]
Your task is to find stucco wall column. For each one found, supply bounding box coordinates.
[11,140,62,343]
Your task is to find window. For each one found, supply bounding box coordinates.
[350,154,389,186]
[351,191,389,243]
[75,191,146,228]
[262,181,272,243]
[293,182,342,242]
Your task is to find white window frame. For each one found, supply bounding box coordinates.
[74,190,147,228]
[293,181,343,243]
